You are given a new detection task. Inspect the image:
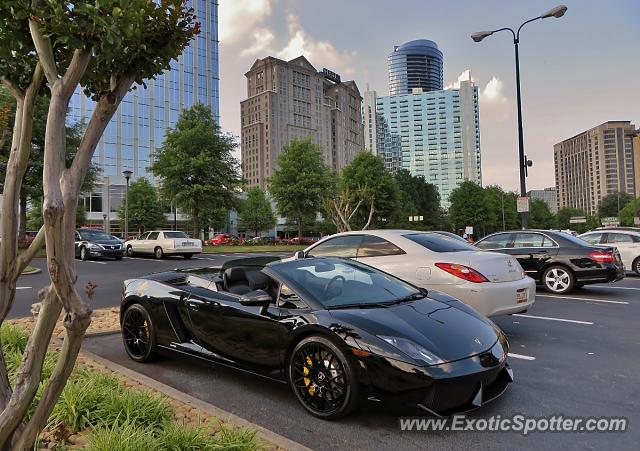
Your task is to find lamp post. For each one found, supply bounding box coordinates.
[123,170,133,239]
[472,5,568,229]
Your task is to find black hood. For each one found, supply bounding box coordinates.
[329,299,499,363]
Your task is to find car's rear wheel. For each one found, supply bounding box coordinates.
[154,247,164,259]
[79,246,88,261]
[288,336,359,420]
[633,257,640,276]
[542,265,574,294]
[126,245,134,257]
[183,254,193,259]
[122,304,157,362]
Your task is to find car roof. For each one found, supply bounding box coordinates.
[322,229,438,239]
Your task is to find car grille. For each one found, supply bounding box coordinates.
[102,245,121,250]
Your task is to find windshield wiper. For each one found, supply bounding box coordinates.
[388,292,427,305]
[327,302,391,310]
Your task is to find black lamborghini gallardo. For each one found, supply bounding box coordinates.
[120,256,513,419]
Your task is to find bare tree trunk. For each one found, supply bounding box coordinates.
[362,199,375,230]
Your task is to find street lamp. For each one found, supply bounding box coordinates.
[472,5,568,229]
[123,170,133,239]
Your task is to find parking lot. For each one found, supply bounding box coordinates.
[29,253,635,451]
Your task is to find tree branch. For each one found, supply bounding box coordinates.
[362,199,375,230]
[59,49,91,100]
[0,77,24,101]
[14,226,44,279]
[28,10,58,85]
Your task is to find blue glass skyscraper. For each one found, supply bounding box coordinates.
[388,40,443,96]
[69,0,219,230]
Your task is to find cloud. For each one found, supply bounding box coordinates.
[444,69,473,89]
[218,0,273,44]
[240,28,276,57]
[480,76,507,104]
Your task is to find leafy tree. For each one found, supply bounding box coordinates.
[270,138,333,238]
[151,104,240,238]
[119,178,165,234]
[556,207,598,233]
[598,192,634,218]
[528,199,555,229]
[447,181,493,236]
[238,187,276,237]
[483,185,520,233]
[0,1,197,447]
[391,169,441,229]
[619,198,640,226]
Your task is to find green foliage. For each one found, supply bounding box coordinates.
[483,186,520,232]
[619,198,640,226]
[156,422,217,451]
[238,187,276,237]
[151,104,241,236]
[95,388,173,431]
[269,138,334,235]
[119,178,166,233]
[391,169,441,229]
[86,421,159,451]
[556,207,598,233]
[447,181,494,235]
[528,199,555,229]
[598,192,634,218]
[0,322,28,354]
[212,423,262,451]
[339,152,398,228]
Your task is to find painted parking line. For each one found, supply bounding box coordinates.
[537,294,629,305]
[508,353,536,361]
[588,285,640,291]
[82,260,107,265]
[512,313,593,325]
[16,287,32,290]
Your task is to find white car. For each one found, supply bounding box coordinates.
[125,230,202,259]
[579,229,640,275]
[302,230,535,317]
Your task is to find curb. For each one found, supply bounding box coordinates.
[80,348,312,451]
[21,268,42,275]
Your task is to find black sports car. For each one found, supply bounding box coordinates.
[120,256,513,419]
[475,230,625,294]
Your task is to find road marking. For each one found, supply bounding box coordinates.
[589,285,640,291]
[83,260,107,265]
[16,286,32,290]
[537,294,628,305]
[512,313,593,325]
[508,353,536,361]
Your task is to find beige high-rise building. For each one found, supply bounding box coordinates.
[240,56,364,189]
[633,130,640,198]
[554,121,636,214]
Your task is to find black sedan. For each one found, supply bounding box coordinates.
[475,230,624,294]
[74,229,125,260]
[120,256,513,419]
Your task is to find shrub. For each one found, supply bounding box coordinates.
[0,323,29,354]
[94,387,173,430]
[86,421,159,451]
[212,423,262,451]
[157,421,217,451]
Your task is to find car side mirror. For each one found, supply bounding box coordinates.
[294,250,305,260]
[239,290,272,306]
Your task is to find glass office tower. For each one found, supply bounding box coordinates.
[388,40,444,96]
[68,0,219,231]
[372,80,481,205]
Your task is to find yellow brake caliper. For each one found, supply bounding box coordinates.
[304,356,315,396]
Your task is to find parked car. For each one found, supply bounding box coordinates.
[247,236,279,244]
[579,229,640,275]
[111,235,125,244]
[75,229,125,261]
[285,236,319,245]
[475,230,625,294]
[124,230,202,259]
[301,230,535,317]
[209,234,244,246]
[120,256,512,419]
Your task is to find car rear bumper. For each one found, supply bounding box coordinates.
[425,277,536,317]
[358,341,513,415]
[163,248,202,255]
[574,265,625,284]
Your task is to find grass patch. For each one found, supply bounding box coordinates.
[202,244,303,254]
[86,421,159,451]
[1,322,29,354]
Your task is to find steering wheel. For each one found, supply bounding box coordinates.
[323,275,346,299]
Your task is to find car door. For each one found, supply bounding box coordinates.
[354,235,410,280]
[133,232,150,253]
[144,231,160,253]
[306,235,363,258]
[604,232,640,270]
[505,232,558,277]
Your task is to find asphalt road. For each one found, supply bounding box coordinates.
[11,252,293,319]
[77,257,640,450]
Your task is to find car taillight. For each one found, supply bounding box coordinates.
[589,251,614,263]
[435,263,489,283]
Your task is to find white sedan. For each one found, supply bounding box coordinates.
[580,229,640,275]
[302,230,535,317]
[125,230,202,259]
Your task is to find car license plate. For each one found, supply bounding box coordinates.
[516,288,528,304]
[182,241,194,247]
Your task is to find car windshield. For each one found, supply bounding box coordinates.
[271,258,422,309]
[403,233,476,252]
[79,230,111,240]
[164,231,189,238]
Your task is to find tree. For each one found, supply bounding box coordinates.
[619,198,640,226]
[238,187,276,237]
[151,103,240,238]
[556,207,598,233]
[119,178,165,233]
[480,185,520,234]
[391,169,441,229]
[447,181,493,236]
[0,1,197,448]
[528,199,555,229]
[270,138,334,238]
[598,192,634,218]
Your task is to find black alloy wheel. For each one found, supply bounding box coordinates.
[122,304,157,362]
[288,336,358,420]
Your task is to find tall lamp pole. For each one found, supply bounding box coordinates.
[472,5,568,229]
[123,170,133,239]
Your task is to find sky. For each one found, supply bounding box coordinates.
[217,0,640,192]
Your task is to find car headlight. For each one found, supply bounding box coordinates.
[378,335,444,366]
[88,243,102,250]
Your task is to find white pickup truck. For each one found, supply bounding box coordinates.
[125,230,202,259]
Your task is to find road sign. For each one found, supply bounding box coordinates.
[464,226,474,236]
[635,217,640,226]
[517,196,529,213]
[569,216,587,224]
[601,217,620,227]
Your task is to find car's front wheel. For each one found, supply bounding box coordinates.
[288,336,359,420]
[633,257,640,276]
[122,304,157,362]
[126,245,134,257]
[154,247,164,259]
[542,265,574,294]
[79,246,88,261]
